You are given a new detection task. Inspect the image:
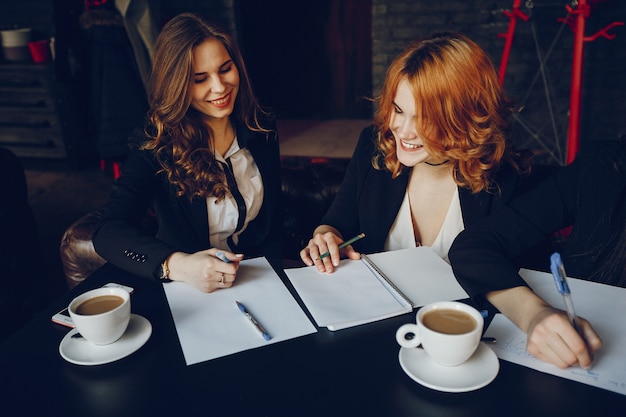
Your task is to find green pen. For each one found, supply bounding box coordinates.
[319,233,365,259]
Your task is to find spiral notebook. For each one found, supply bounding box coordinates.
[284,246,469,330]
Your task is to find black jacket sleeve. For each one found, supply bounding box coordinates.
[92,121,283,279]
[449,140,626,298]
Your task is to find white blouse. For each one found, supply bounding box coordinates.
[206,137,264,250]
[384,187,464,263]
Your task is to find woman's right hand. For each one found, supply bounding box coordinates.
[487,286,602,369]
[299,226,361,273]
[166,249,242,293]
[525,307,602,369]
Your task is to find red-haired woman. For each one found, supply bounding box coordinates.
[300,32,531,273]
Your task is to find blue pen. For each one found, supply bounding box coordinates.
[236,301,271,341]
[215,251,231,263]
[550,252,579,332]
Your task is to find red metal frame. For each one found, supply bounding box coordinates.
[498,0,623,164]
[497,0,529,86]
[559,0,623,163]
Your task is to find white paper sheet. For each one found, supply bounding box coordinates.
[366,246,469,306]
[285,247,469,330]
[163,257,317,365]
[286,258,412,329]
[484,269,626,395]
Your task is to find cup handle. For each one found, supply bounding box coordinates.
[396,323,421,348]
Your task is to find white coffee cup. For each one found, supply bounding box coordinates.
[68,287,131,345]
[395,301,483,367]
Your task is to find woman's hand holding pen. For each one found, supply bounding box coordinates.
[487,286,602,369]
[300,226,362,274]
[531,253,603,369]
[525,306,602,370]
[167,249,242,293]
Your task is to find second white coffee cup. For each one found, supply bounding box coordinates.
[396,301,483,367]
[68,287,131,345]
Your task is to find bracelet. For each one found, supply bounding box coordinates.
[160,256,171,280]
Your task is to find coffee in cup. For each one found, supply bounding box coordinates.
[396,301,483,366]
[69,287,131,345]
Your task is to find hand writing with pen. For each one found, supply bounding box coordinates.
[485,254,603,370]
[524,301,602,369]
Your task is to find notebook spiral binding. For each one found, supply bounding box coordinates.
[361,254,413,309]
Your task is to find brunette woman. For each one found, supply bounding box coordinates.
[93,13,282,293]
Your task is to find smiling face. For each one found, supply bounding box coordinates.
[190,38,239,125]
[389,78,434,167]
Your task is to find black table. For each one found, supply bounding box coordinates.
[1,261,624,417]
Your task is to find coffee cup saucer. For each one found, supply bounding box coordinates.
[398,342,499,393]
[59,314,152,366]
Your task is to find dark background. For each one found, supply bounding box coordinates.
[2,0,624,165]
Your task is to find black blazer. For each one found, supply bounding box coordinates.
[321,125,529,255]
[449,140,626,298]
[92,119,283,280]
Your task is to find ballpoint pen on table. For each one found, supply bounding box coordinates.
[549,252,579,332]
[236,301,271,341]
[319,232,365,259]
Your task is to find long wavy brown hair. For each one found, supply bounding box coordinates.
[142,12,270,200]
[374,32,520,193]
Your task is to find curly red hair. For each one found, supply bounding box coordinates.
[374,32,515,193]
